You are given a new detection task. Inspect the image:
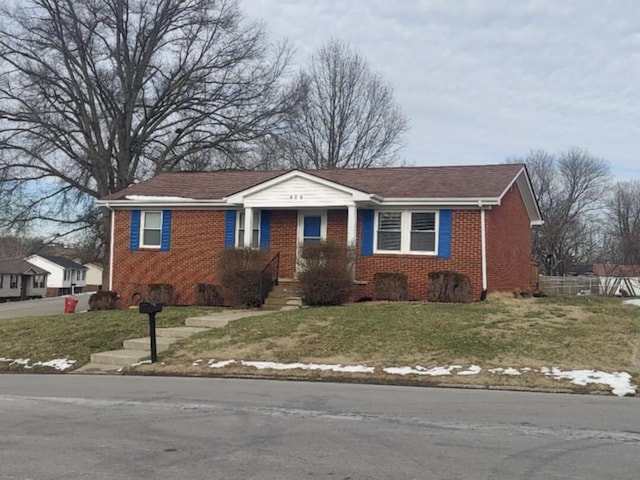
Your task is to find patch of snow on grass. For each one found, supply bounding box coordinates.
[208,360,237,368]
[383,365,462,376]
[129,360,151,367]
[240,361,374,373]
[32,359,76,371]
[488,367,522,375]
[544,368,636,397]
[0,357,75,371]
[623,299,640,307]
[458,365,482,376]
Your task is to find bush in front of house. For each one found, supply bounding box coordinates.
[194,283,224,306]
[374,272,408,301]
[297,241,354,306]
[217,248,270,308]
[427,271,472,303]
[88,290,119,311]
[147,283,175,305]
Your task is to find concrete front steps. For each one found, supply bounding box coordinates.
[263,283,303,311]
[74,309,275,374]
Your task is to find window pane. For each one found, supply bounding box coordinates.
[411,232,436,251]
[253,211,260,225]
[378,212,401,230]
[377,231,401,250]
[252,229,259,247]
[144,212,162,229]
[411,212,435,231]
[143,229,161,246]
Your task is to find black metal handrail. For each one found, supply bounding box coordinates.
[258,252,280,308]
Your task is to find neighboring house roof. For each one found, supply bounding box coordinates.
[593,264,640,277]
[0,257,49,275]
[100,164,526,201]
[33,254,87,270]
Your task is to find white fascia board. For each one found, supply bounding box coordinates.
[96,199,227,209]
[375,197,500,207]
[497,168,543,224]
[225,170,374,203]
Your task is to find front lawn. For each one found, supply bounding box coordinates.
[146,295,640,394]
[0,307,215,372]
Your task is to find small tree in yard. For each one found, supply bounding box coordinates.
[297,241,354,306]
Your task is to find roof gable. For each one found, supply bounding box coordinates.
[31,254,86,270]
[226,170,373,206]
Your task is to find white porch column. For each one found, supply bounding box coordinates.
[244,207,253,247]
[347,204,358,247]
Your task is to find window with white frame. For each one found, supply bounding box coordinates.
[141,211,162,248]
[237,210,260,248]
[377,212,402,251]
[33,275,45,289]
[10,274,18,289]
[64,270,70,281]
[375,210,438,254]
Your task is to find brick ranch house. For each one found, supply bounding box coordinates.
[98,164,542,305]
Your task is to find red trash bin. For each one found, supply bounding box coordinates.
[64,297,78,314]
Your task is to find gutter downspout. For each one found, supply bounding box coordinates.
[106,203,115,291]
[479,202,488,300]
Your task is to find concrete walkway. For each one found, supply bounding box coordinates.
[74,309,274,374]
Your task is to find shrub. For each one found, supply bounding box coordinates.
[297,241,354,306]
[88,290,119,311]
[374,273,408,301]
[217,248,270,308]
[195,283,224,307]
[147,283,175,305]
[427,271,472,303]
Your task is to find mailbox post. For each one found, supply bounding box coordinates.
[138,302,163,363]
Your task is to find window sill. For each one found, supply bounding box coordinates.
[372,250,438,256]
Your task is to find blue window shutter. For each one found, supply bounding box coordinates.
[259,210,271,249]
[130,210,141,251]
[361,209,374,257]
[224,210,236,247]
[160,210,172,251]
[438,210,452,259]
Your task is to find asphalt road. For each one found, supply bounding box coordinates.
[1,376,639,479]
[0,293,90,319]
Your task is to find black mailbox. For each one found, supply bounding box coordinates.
[139,302,163,314]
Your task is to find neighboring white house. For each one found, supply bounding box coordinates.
[26,254,87,296]
[0,257,49,301]
[83,263,104,291]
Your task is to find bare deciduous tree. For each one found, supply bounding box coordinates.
[0,0,293,281]
[267,39,409,169]
[510,148,610,274]
[606,180,640,265]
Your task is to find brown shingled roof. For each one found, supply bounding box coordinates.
[101,164,525,201]
[0,257,49,275]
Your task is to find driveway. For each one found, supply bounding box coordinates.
[0,293,91,319]
[1,376,639,479]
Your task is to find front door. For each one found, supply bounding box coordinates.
[297,211,326,273]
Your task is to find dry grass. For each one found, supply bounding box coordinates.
[159,296,640,379]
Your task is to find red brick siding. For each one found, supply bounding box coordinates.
[354,210,484,300]
[111,205,519,305]
[486,183,532,292]
[112,210,226,305]
[268,210,298,278]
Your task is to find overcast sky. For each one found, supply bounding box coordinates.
[246,0,640,178]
